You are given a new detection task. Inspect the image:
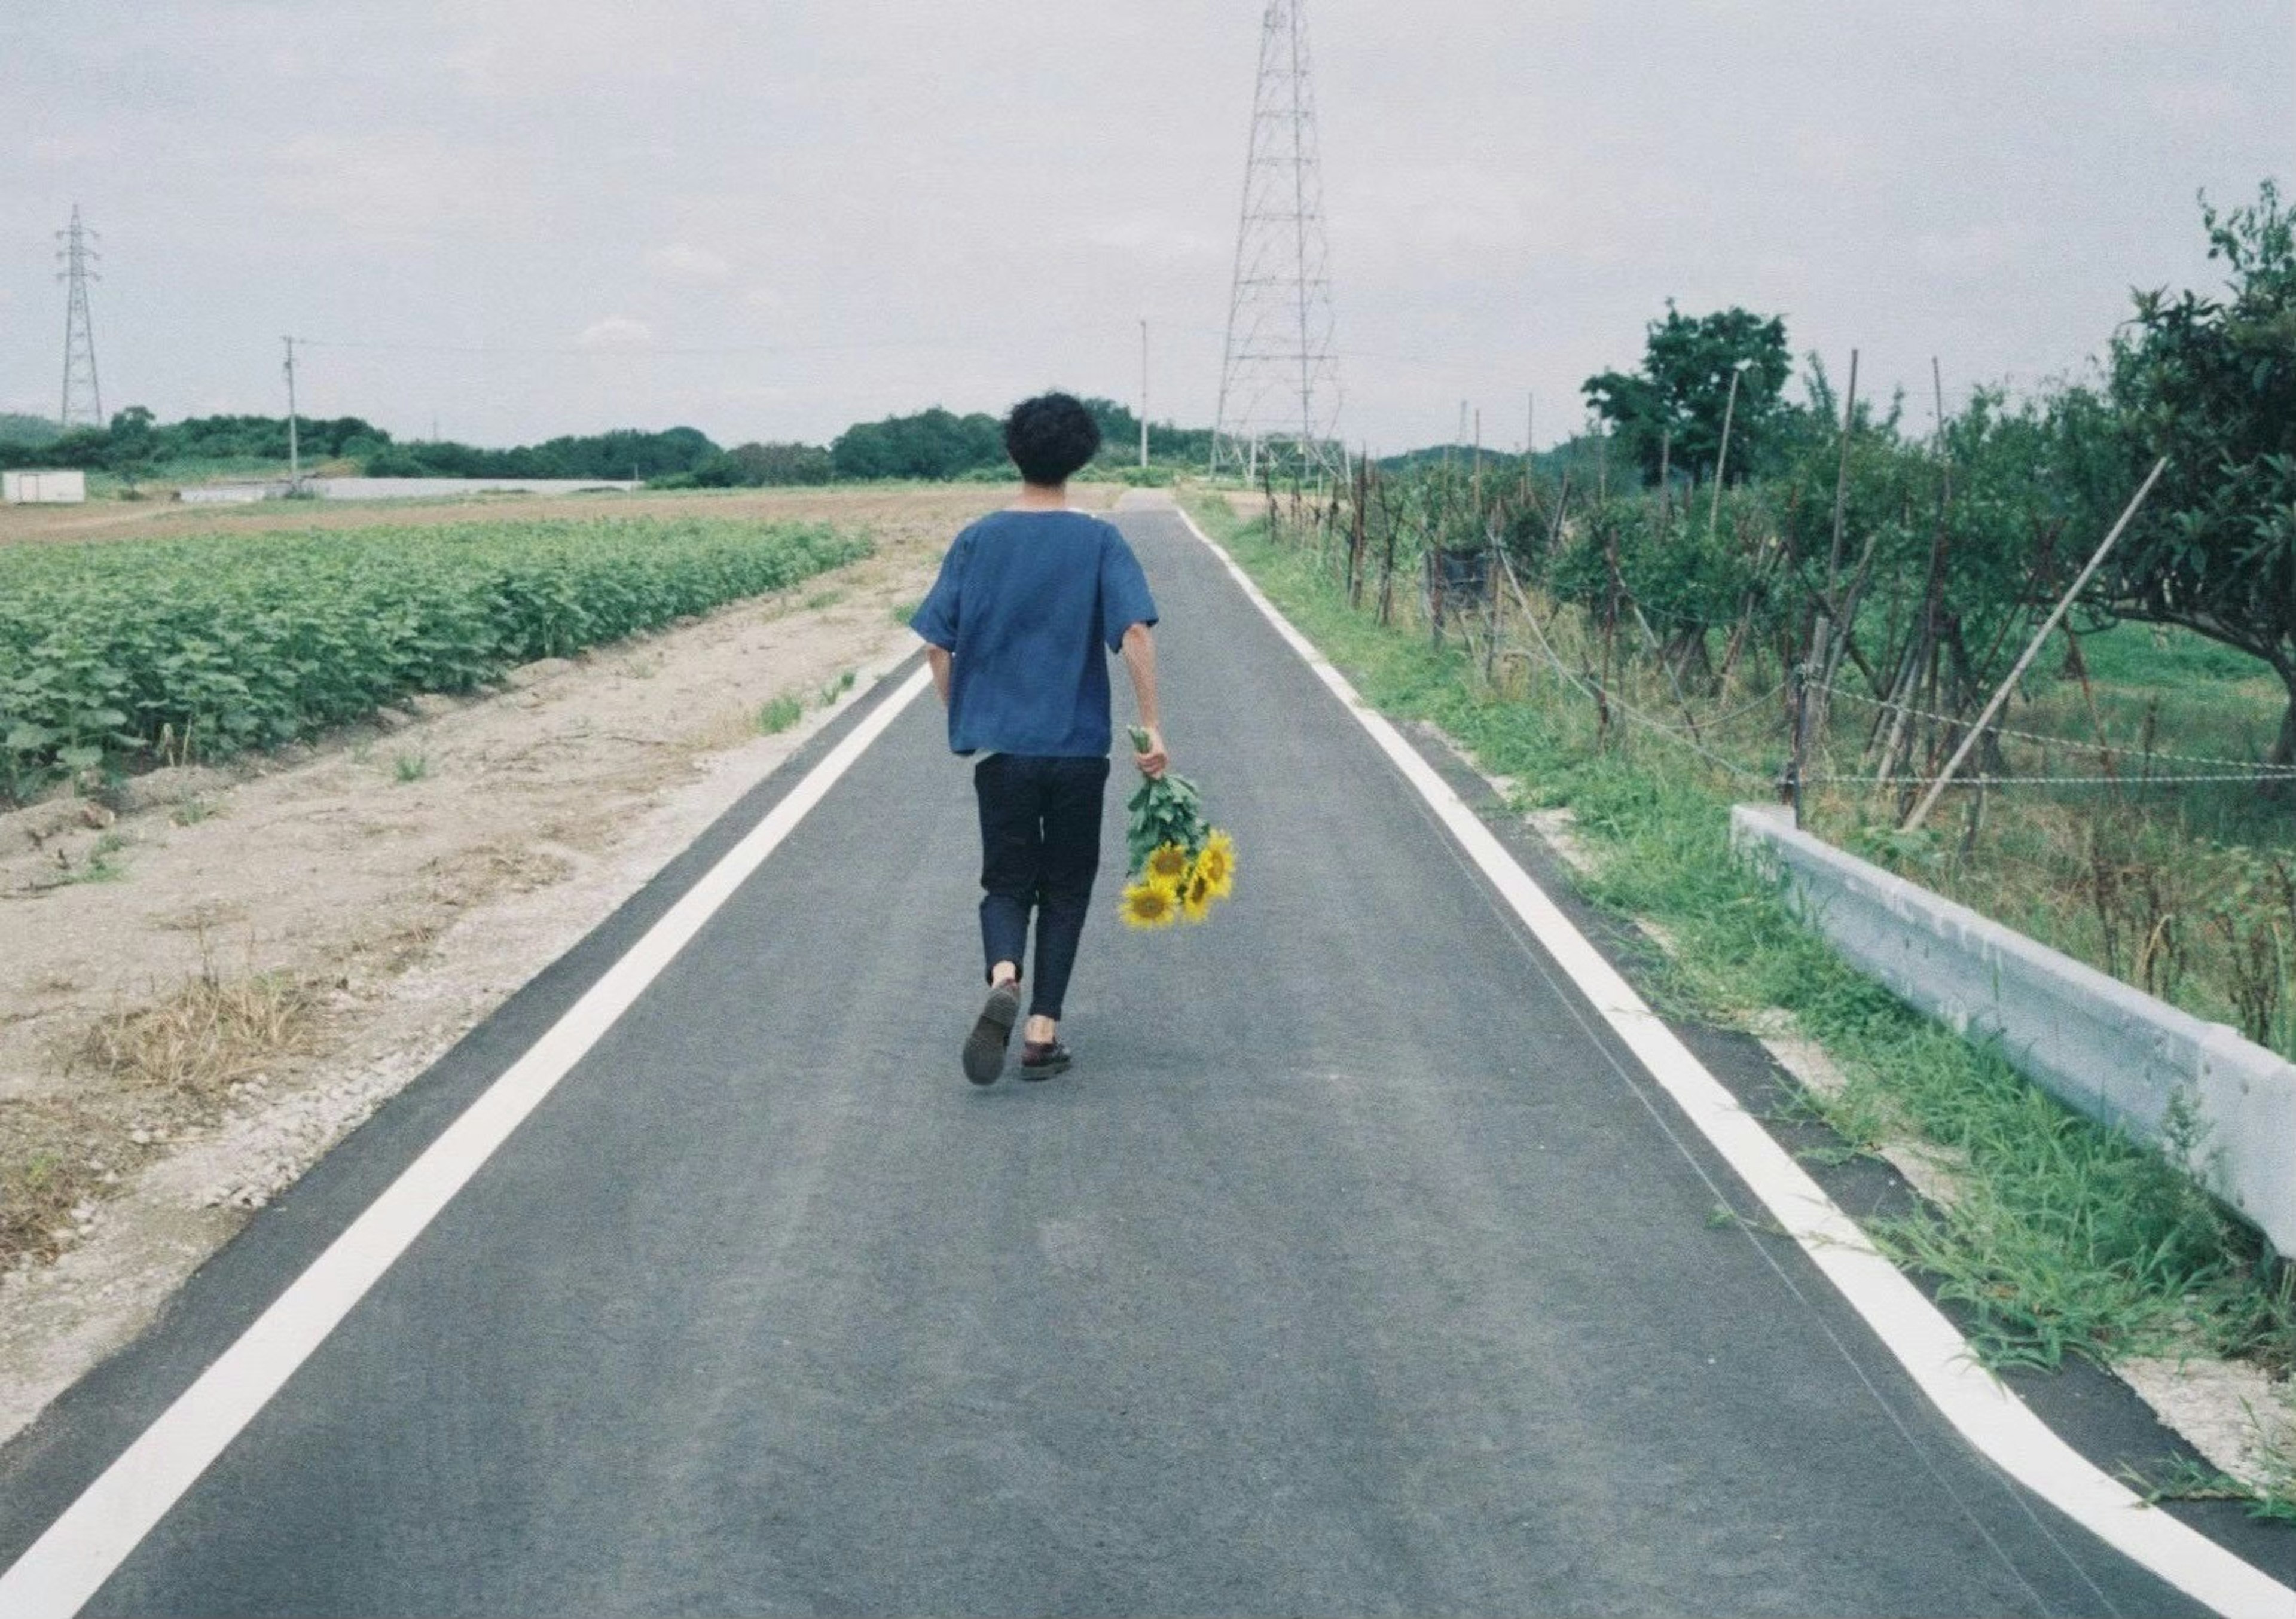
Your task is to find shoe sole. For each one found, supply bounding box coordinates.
[962,983,1022,1085]
[1018,1052,1071,1082]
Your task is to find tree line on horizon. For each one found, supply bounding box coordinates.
[0,395,1219,487]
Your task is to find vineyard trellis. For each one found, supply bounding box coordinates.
[1256,438,2296,1060]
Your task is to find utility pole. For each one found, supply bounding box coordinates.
[282,336,300,487]
[1212,0,1341,478]
[1138,317,1150,469]
[56,205,103,429]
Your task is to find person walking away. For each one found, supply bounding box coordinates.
[911,392,1165,1085]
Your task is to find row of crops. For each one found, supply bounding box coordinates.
[0,515,871,799]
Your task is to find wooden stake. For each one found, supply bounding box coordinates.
[1804,350,1860,750]
[1348,448,1369,609]
[1708,361,1745,542]
[1484,512,1501,682]
[1902,458,2166,831]
[1825,350,1859,596]
[1472,407,1483,514]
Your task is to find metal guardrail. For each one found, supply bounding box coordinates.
[1731,802,2296,1256]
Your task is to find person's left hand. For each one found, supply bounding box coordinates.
[1133,726,1169,779]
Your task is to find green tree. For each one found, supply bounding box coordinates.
[2099,182,2296,765]
[831,408,1003,479]
[1583,304,1792,489]
[0,413,59,447]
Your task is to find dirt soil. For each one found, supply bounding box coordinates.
[0,482,1112,1443]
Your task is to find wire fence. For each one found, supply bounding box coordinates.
[1256,475,2296,805]
[1254,466,2296,1060]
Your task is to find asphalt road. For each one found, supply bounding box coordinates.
[0,504,2229,1615]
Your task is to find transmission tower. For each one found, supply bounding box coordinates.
[1212,0,1340,479]
[57,205,103,430]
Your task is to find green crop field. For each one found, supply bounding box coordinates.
[0,514,869,799]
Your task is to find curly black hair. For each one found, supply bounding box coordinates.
[1003,393,1102,487]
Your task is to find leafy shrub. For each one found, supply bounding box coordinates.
[0,516,868,798]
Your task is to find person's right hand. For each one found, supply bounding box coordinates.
[1133,726,1168,779]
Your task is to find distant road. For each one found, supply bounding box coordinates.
[0,501,2265,1615]
[179,475,642,503]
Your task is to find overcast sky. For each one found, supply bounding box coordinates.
[2,2,2288,454]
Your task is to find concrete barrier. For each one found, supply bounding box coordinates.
[1731,802,2296,1256]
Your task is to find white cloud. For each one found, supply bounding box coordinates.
[265,132,527,242]
[1334,164,1544,281]
[29,135,124,167]
[441,0,713,98]
[742,286,787,314]
[576,316,652,350]
[646,242,732,283]
[2142,77,2253,129]
[1913,223,2039,280]
[1077,212,1225,263]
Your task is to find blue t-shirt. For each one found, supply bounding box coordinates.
[911,509,1159,757]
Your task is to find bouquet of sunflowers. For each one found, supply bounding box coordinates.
[1120,726,1236,928]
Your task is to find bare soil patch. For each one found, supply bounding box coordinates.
[0,483,1098,1440]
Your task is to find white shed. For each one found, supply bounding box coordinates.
[2,470,88,505]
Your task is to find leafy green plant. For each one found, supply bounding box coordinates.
[65,830,128,884]
[756,694,805,735]
[0,515,869,801]
[392,752,429,784]
[2102,181,2296,769]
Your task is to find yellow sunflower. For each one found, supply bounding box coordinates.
[1192,830,1236,898]
[1120,878,1181,929]
[1181,866,1216,924]
[1145,842,1193,884]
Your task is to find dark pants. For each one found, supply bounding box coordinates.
[974,753,1110,1021]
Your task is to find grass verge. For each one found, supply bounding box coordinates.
[1186,494,2295,1492]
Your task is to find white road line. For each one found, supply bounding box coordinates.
[1171,504,2296,1619]
[0,665,936,1619]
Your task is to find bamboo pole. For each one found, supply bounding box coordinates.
[1901,458,2166,831]
[1708,359,1746,541]
[1824,350,1860,595]
[1803,351,1860,752]
[1348,450,1368,609]
[1483,512,1501,682]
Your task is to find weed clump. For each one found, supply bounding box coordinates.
[755,694,805,735]
[74,952,323,1099]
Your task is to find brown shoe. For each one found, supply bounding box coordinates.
[1018,1039,1071,1080]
